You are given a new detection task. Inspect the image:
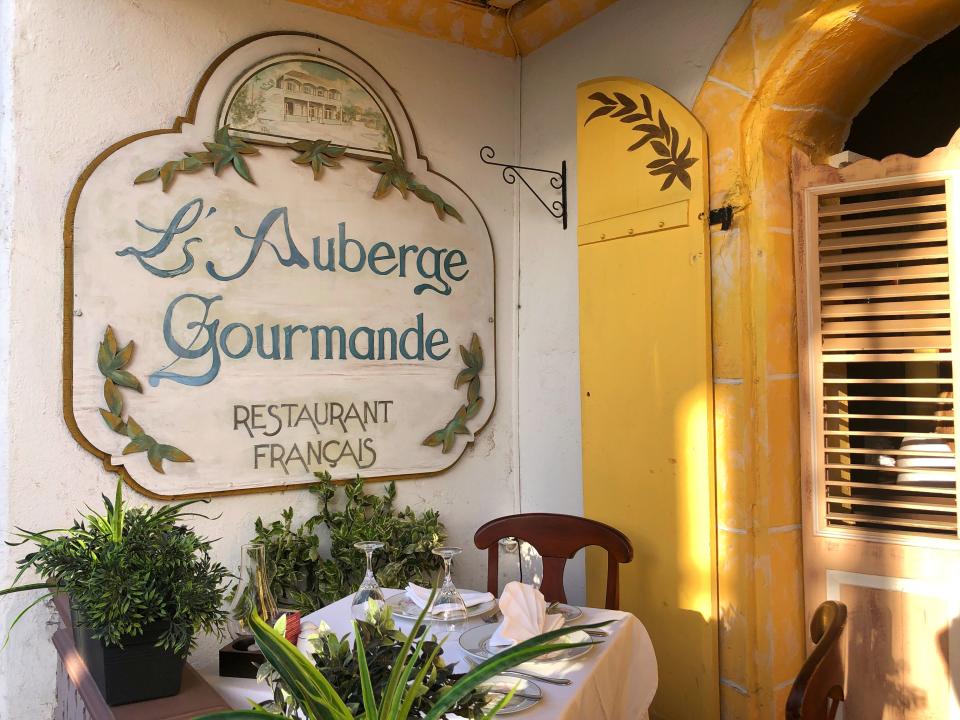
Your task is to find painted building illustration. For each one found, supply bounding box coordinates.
[223,59,395,154]
[275,69,344,124]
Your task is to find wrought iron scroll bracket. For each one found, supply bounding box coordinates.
[480,146,567,229]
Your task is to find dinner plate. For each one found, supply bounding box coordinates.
[386,592,498,620]
[479,675,542,715]
[459,623,593,663]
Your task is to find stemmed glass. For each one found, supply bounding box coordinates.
[351,540,385,621]
[430,546,468,630]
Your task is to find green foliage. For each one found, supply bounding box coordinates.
[258,605,487,719]
[252,508,322,611]
[1,478,229,657]
[423,333,484,453]
[252,474,444,612]
[369,148,463,222]
[134,126,259,191]
[96,326,192,473]
[133,129,458,225]
[288,139,347,180]
[196,595,609,720]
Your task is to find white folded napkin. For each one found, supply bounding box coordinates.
[490,581,564,647]
[405,583,494,609]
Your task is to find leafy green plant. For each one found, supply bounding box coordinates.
[196,592,610,720]
[1,479,229,656]
[253,474,444,612]
[251,507,321,610]
[258,604,487,718]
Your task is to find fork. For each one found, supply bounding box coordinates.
[483,688,542,701]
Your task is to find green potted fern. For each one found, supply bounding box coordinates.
[1,479,230,705]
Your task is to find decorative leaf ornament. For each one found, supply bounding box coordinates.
[134,126,259,191]
[584,91,699,191]
[287,139,347,180]
[369,148,463,222]
[423,333,484,453]
[134,132,462,223]
[96,326,192,473]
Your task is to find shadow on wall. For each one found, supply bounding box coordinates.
[847,595,927,717]
[937,619,959,714]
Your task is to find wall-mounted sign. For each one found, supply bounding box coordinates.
[64,33,496,498]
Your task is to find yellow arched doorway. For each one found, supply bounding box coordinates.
[693,1,960,717]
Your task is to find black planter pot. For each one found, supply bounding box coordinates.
[71,610,186,706]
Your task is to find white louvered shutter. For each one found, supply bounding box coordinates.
[800,176,959,539]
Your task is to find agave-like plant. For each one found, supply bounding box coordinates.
[198,594,610,720]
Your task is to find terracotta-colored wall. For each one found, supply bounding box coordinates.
[693,2,960,717]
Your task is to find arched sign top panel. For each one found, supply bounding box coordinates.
[218,53,399,158]
[64,33,496,499]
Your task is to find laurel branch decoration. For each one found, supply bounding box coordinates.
[368,148,463,222]
[287,138,347,180]
[134,126,259,191]
[134,128,461,223]
[584,91,699,191]
[97,326,193,474]
[422,333,483,453]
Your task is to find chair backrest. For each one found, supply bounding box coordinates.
[786,600,848,720]
[473,513,633,610]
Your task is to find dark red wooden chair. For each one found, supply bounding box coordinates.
[473,513,633,610]
[786,600,847,720]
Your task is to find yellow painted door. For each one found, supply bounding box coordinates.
[577,78,719,720]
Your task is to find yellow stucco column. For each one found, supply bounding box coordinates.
[693,1,960,717]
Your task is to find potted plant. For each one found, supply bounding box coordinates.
[257,604,489,717]
[197,592,611,720]
[1,479,230,705]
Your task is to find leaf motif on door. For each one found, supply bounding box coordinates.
[584,91,699,191]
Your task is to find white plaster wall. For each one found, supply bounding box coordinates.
[0,2,519,717]
[516,0,751,603]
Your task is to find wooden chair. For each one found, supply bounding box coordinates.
[473,513,633,610]
[786,601,848,720]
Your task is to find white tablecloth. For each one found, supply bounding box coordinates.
[205,589,658,720]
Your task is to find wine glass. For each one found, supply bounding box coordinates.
[351,540,385,622]
[430,546,468,630]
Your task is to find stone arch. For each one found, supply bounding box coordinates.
[692,2,960,716]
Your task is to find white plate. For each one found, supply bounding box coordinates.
[480,675,542,715]
[459,623,593,663]
[386,592,498,620]
[897,471,954,486]
[896,455,955,468]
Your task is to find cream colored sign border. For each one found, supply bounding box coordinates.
[62,32,498,499]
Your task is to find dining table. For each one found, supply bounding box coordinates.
[204,588,659,720]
